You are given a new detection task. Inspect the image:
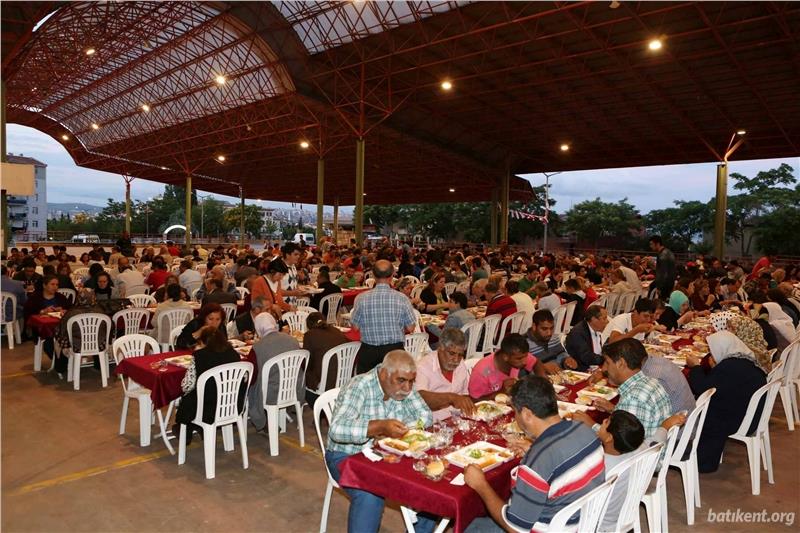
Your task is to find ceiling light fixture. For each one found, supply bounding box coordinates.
[91,123,100,130]
[61,134,70,141]
[85,47,96,56]
[300,140,310,149]
[215,74,227,85]
[141,103,150,112]
[648,39,663,51]
[449,188,455,192]
[737,129,746,136]
[216,155,226,162]
[441,80,453,91]
[560,143,570,152]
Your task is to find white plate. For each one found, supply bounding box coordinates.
[559,370,592,385]
[576,384,618,401]
[557,401,592,417]
[377,430,434,457]
[466,401,513,421]
[444,441,515,471]
[163,355,193,368]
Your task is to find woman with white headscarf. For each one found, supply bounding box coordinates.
[762,302,796,351]
[246,312,301,432]
[686,330,767,472]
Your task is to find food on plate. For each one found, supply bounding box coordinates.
[470,401,512,420]
[380,438,410,452]
[379,429,432,455]
[501,420,524,435]
[494,393,510,404]
[425,460,445,477]
[560,371,591,385]
[445,442,515,471]
[575,396,593,406]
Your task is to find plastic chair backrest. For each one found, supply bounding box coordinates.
[544,475,618,533]
[364,278,376,288]
[194,362,253,425]
[672,388,716,463]
[66,313,112,355]
[221,303,237,323]
[318,342,360,393]
[480,314,502,355]
[319,293,343,324]
[767,360,784,383]
[498,311,526,344]
[464,357,481,374]
[552,305,568,334]
[733,379,781,437]
[235,286,250,300]
[184,280,202,296]
[604,293,620,316]
[404,275,420,285]
[191,288,202,302]
[444,282,457,297]
[455,281,470,294]
[606,443,664,531]
[778,341,800,385]
[57,288,77,305]
[261,349,310,408]
[1,292,17,323]
[314,388,341,485]
[618,292,639,315]
[283,310,310,333]
[461,320,483,359]
[296,306,318,315]
[112,308,149,336]
[169,326,184,350]
[561,300,577,332]
[125,284,149,296]
[158,308,194,343]
[652,423,681,492]
[112,334,160,364]
[404,332,430,360]
[410,285,425,300]
[295,296,310,308]
[129,294,156,308]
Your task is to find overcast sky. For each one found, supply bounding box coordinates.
[7,124,799,213]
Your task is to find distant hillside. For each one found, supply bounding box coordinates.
[47,202,104,216]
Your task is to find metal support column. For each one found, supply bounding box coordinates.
[124,180,131,234]
[184,175,192,249]
[490,188,498,246]
[239,187,245,247]
[354,138,365,245]
[1,80,8,253]
[316,158,325,244]
[499,171,510,243]
[714,163,728,259]
[333,196,339,245]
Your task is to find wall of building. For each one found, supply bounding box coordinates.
[6,155,47,241]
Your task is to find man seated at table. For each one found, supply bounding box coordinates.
[201,277,238,307]
[309,269,342,310]
[326,350,436,533]
[484,279,517,322]
[573,338,671,439]
[464,375,605,532]
[335,263,360,288]
[564,304,609,371]
[601,298,658,345]
[415,328,476,421]
[426,291,475,340]
[525,309,578,373]
[467,278,488,307]
[468,334,543,401]
[227,296,267,341]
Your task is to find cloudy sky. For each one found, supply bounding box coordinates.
[7,124,798,213]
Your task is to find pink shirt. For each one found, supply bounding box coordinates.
[468,352,538,400]
[415,351,471,421]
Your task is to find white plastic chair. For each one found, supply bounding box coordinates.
[112,308,149,336]
[727,379,782,495]
[65,313,113,391]
[776,340,799,430]
[157,308,194,350]
[551,304,569,336]
[235,286,250,300]
[404,332,430,361]
[461,320,483,359]
[314,388,341,533]
[668,387,716,525]
[296,305,318,315]
[505,475,618,533]
[191,287,202,302]
[1,292,22,349]
[605,443,664,533]
[125,284,150,296]
[283,310,310,334]
[57,288,77,305]
[295,295,310,308]
[128,294,157,308]
[319,293,343,325]
[168,326,185,351]
[604,292,620,317]
[560,300,577,333]
[262,350,309,457]
[495,311,526,350]
[479,314,501,356]
[221,303,237,323]
[364,278,376,288]
[404,275,421,285]
[177,361,253,479]
[112,334,160,446]
[455,280,470,294]
[617,291,639,315]
[183,280,203,298]
[308,342,361,398]
[641,424,682,533]
[444,282,457,297]
[72,267,90,280]
[410,284,425,301]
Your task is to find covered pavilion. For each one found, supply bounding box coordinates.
[2,1,799,255]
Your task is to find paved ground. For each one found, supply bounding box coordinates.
[1,340,798,532]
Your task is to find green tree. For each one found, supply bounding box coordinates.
[644,200,712,252]
[564,198,641,247]
[193,198,226,238]
[223,205,263,238]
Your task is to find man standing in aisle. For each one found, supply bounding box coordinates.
[649,236,676,300]
[351,260,417,373]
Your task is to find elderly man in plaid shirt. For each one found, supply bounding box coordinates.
[325,350,436,533]
[352,259,418,373]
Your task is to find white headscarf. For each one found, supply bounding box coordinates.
[762,302,796,343]
[710,311,736,332]
[254,312,278,338]
[707,330,759,367]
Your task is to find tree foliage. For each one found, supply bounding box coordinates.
[223,205,264,238]
[644,200,712,252]
[564,198,641,245]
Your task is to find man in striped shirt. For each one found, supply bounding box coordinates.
[464,376,605,532]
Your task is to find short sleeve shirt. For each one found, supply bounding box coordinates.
[468,352,538,399]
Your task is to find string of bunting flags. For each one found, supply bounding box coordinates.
[509,209,548,223]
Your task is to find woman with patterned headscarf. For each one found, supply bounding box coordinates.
[728,314,772,371]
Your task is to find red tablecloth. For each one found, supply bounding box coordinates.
[341,288,371,307]
[114,349,258,409]
[338,418,518,533]
[342,328,360,342]
[27,315,61,338]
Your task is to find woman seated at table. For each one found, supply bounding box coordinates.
[151,284,194,341]
[175,303,226,350]
[55,289,108,376]
[427,291,474,340]
[418,273,449,314]
[303,312,350,406]
[93,272,122,301]
[686,330,767,473]
[395,278,422,307]
[151,274,189,303]
[23,274,72,374]
[689,279,717,311]
[54,263,77,292]
[607,268,634,294]
[249,258,292,319]
[654,292,705,331]
[82,263,108,290]
[173,326,242,444]
[745,291,779,351]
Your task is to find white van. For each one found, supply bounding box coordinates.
[292,233,315,246]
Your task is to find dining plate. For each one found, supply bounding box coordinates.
[576,383,618,401]
[466,401,513,421]
[444,441,515,471]
[377,430,434,456]
[163,355,193,368]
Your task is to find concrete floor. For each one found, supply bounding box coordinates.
[2,341,798,533]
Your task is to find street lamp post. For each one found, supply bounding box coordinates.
[542,172,560,254]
